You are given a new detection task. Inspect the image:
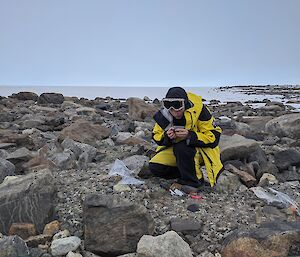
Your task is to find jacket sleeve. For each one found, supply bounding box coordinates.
[187,105,221,148]
[152,123,173,146]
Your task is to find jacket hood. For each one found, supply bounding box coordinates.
[165,87,191,109]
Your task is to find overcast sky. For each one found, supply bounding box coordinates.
[0,0,299,87]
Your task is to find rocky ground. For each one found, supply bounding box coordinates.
[0,86,300,257]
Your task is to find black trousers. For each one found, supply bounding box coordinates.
[149,140,203,187]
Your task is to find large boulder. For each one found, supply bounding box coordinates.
[11,92,38,101]
[219,134,260,162]
[83,194,155,256]
[0,158,15,183]
[38,93,65,104]
[265,113,300,139]
[222,221,300,257]
[127,98,158,121]
[58,119,111,146]
[137,230,193,257]
[0,170,56,234]
[0,235,30,257]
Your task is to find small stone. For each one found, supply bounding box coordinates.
[187,204,200,212]
[113,184,131,192]
[53,229,70,240]
[66,251,83,257]
[43,220,60,236]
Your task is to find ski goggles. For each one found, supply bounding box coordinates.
[162,98,185,111]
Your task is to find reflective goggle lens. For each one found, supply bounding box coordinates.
[162,99,184,110]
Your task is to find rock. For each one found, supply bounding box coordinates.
[215,170,242,193]
[219,134,260,162]
[122,155,149,174]
[43,220,61,236]
[28,247,46,257]
[11,92,39,101]
[113,184,131,192]
[6,147,34,173]
[0,170,56,234]
[50,236,81,256]
[196,252,215,257]
[226,164,257,187]
[274,149,300,171]
[221,221,300,257]
[50,150,76,170]
[258,173,278,187]
[127,97,158,121]
[0,142,16,149]
[58,119,111,146]
[114,132,133,144]
[38,93,65,104]
[25,234,52,248]
[66,252,83,257]
[83,194,155,256]
[265,113,300,139]
[0,235,30,257]
[53,229,70,240]
[170,218,202,234]
[234,122,251,136]
[0,158,15,183]
[8,223,37,239]
[137,230,193,257]
[277,168,300,182]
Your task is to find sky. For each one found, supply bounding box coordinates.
[0,0,300,88]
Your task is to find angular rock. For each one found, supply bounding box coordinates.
[38,93,64,104]
[215,170,242,193]
[222,221,300,257]
[122,155,149,174]
[50,236,81,256]
[0,235,30,257]
[43,220,61,236]
[11,92,38,101]
[25,234,52,248]
[137,230,193,257]
[265,113,300,139]
[170,218,202,234]
[0,170,56,234]
[127,97,158,121]
[0,158,15,183]
[61,138,97,162]
[274,149,300,171]
[58,119,111,146]
[8,223,37,239]
[226,164,257,187]
[49,150,76,170]
[83,194,155,256]
[219,134,260,162]
[6,147,35,173]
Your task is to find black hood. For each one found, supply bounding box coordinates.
[165,87,191,109]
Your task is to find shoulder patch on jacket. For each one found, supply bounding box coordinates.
[199,105,212,121]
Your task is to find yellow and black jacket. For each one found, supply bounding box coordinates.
[150,92,223,187]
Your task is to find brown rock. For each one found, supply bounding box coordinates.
[43,220,60,236]
[222,221,300,257]
[58,119,111,146]
[9,223,37,239]
[25,234,52,247]
[127,97,158,121]
[226,164,257,187]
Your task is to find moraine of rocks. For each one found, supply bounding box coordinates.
[0,87,299,257]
